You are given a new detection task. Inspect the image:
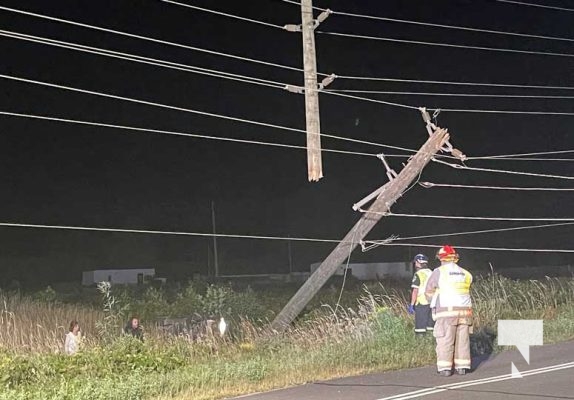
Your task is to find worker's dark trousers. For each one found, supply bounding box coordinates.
[434,317,471,371]
[414,304,435,334]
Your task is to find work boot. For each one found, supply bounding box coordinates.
[438,370,453,377]
[455,368,467,375]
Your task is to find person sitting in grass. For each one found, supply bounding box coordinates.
[64,320,81,355]
[124,316,144,341]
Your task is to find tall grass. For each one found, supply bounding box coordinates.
[472,275,574,327]
[0,292,102,353]
[0,275,572,400]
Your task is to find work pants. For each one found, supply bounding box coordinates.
[433,317,472,371]
[414,304,435,334]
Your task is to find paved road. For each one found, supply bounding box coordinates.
[231,341,574,400]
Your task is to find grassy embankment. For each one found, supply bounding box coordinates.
[0,276,573,400]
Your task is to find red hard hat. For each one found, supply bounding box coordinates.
[437,245,457,260]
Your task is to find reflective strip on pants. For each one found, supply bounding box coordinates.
[434,318,471,371]
[437,360,453,371]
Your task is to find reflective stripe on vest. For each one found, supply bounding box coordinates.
[434,263,472,318]
[415,268,432,305]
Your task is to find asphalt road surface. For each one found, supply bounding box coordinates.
[231,341,574,400]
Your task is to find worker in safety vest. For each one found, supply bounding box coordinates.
[407,254,434,335]
[425,245,473,377]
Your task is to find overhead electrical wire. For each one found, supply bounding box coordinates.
[317,30,574,59]
[420,182,574,191]
[434,106,574,116]
[463,157,574,162]
[0,222,342,243]
[367,221,574,244]
[320,89,419,110]
[360,210,574,222]
[0,110,379,158]
[366,241,574,253]
[2,2,573,256]
[3,7,574,115]
[433,158,574,180]
[469,149,574,160]
[161,0,285,29]
[0,29,286,89]
[282,0,574,37]
[1,221,572,253]
[324,89,574,100]
[323,88,574,115]
[0,30,424,115]
[0,73,419,154]
[0,5,306,74]
[336,75,574,91]
[325,9,574,44]
[495,0,574,12]
[0,14,422,112]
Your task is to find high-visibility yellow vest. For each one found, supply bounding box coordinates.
[415,268,432,305]
[433,263,473,319]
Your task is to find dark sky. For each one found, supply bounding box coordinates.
[1,0,574,285]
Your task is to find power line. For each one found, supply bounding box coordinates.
[0,110,379,158]
[369,221,574,244]
[2,220,573,253]
[325,89,574,100]
[15,30,574,119]
[337,75,574,91]
[465,157,574,162]
[495,0,574,12]
[366,241,574,253]
[161,0,285,29]
[434,158,574,180]
[0,5,307,74]
[280,0,320,9]
[0,29,286,90]
[4,7,573,115]
[279,0,574,43]
[420,182,574,191]
[4,222,574,253]
[469,149,574,159]
[435,106,574,116]
[329,9,574,44]
[0,29,421,113]
[0,222,342,243]
[317,30,574,59]
[360,209,574,222]
[320,89,419,110]
[0,73,418,153]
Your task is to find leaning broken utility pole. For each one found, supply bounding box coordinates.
[271,128,450,332]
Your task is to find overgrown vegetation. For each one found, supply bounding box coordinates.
[0,275,572,400]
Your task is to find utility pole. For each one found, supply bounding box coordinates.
[284,2,333,181]
[301,0,322,182]
[211,200,219,277]
[271,129,450,332]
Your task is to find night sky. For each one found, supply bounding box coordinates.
[1,0,574,286]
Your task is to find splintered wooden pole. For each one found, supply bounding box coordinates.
[271,129,450,332]
[301,0,323,181]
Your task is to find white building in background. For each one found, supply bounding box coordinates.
[82,268,155,286]
[310,262,412,281]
